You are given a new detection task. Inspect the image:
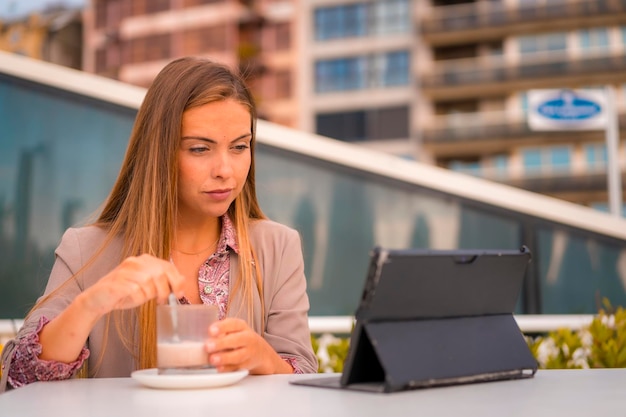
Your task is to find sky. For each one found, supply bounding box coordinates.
[0,0,85,19]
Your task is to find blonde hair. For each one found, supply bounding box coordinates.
[92,57,265,370]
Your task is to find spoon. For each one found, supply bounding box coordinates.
[168,293,181,343]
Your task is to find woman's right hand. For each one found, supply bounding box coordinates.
[78,254,185,317]
[38,254,184,363]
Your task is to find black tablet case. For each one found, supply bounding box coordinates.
[292,247,538,393]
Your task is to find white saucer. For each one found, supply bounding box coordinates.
[131,368,249,390]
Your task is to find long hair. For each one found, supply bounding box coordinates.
[94,57,266,370]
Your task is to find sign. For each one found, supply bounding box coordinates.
[527,89,608,131]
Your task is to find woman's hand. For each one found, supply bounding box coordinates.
[205,318,293,375]
[39,254,184,363]
[78,254,185,317]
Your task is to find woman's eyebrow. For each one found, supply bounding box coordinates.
[181,133,252,144]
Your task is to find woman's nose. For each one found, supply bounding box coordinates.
[212,152,234,178]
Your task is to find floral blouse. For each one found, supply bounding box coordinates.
[7,215,301,388]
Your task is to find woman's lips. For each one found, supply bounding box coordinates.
[205,189,232,201]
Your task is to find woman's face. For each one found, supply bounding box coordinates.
[178,99,252,221]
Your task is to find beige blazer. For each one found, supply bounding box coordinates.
[1,219,318,390]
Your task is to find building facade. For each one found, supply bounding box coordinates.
[417,0,626,212]
[83,0,301,127]
[306,0,626,212]
[81,0,626,212]
[0,8,82,70]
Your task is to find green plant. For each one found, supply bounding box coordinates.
[312,300,626,372]
[527,299,626,369]
[311,334,350,373]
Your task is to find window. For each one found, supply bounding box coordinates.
[522,146,572,175]
[518,32,567,54]
[448,160,482,177]
[591,202,626,216]
[95,48,107,73]
[183,25,228,55]
[371,0,410,35]
[316,106,409,142]
[584,143,608,171]
[124,34,171,63]
[275,70,291,99]
[95,44,121,73]
[382,51,410,86]
[519,92,529,113]
[315,57,366,93]
[95,0,107,28]
[274,23,291,50]
[314,0,409,41]
[93,0,126,28]
[184,0,225,6]
[9,29,21,45]
[579,28,609,51]
[145,0,170,14]
[314,4,367,41]
[491,154,509,178]
[315,50,410,93]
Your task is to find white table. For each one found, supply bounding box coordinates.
[0,369,624,417]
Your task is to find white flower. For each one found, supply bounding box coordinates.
[536,338,558,366]
[561,343,569,357]
[579,330,593,348]
[569,347,590,369]
[315,333,341,373]
[601,314,615,328]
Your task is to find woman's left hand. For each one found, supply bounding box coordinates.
[205,318,293,374]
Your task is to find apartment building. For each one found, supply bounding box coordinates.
[306,0,626,211]
[81,0,626,212]
[0,8,82,69]
[417,0,626,212]
[83,0,301,127]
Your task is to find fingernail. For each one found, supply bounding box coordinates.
[206,341,215,350]
[211,355,220,365]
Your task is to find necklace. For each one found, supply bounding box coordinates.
[173,237,219,256]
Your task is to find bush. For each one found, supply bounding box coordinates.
[312,300,626,372]
[527,300,626,369]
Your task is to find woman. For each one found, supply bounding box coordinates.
[0,57,318,391]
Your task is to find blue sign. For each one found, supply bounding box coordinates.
[528,89,608,131]
[536,90,602,121]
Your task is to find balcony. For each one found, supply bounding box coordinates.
[424,110,626,146]
[505,171,626,195]
[421,0,626,45]
[421,50,626,100]
[423,111,529,147]
[421,109,626,147]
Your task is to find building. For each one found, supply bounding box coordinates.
[81,0,626,212]
[0,7,82,70]
[417,0,626,212]
[308,0,626,212]
[83,0,300,127]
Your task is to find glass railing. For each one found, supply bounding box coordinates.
[422,110,626,143]
[423,110,528,143]
[422,50,626,88]
[422,0,624,34]
[1,51,626,320]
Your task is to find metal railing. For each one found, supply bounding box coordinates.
[422,50,626,88]
[423,110,529,143]
[0,316,596,342]
[422,0,626,34]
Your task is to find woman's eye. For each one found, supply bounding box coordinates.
[233,144,250,152]
[190,146,209,153]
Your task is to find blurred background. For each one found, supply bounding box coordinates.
[1,0,626,319]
